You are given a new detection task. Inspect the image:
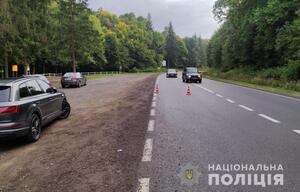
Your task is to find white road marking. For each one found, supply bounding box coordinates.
[153,97,156,101]
[137,178,150,192]
[258,114,281,123]
[216,94,224,98]
[226,99,235,103]
[148,120,155,132]
[239,105,254,112]
[293,130,300,134]
[150,109,155,116]
[198,85,215,94]
[142,139,153,162]
[205,78,300,102]
[151,102,156,108]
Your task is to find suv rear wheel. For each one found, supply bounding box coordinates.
[27,113,41,142]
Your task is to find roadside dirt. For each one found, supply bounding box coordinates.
[0,74,157,192]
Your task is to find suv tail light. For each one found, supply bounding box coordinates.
[0,106,19,114]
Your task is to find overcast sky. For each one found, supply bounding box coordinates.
[88,0,219,39]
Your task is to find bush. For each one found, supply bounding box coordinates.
[284,61,300,81]
[258,67,286,80]
[128,66,163,73]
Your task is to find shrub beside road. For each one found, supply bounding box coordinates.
[204,68,300,98]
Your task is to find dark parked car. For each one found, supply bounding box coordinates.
[182,67,202,83]
[22,74,51,85]
[0,78,71,142]
[61,72,87,88]
[166,69,178,78]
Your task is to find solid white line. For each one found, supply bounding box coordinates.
[226,99,235,103]
[142,139,153,162]
[137,178,150,192]
[239,105,254,112]
[153,97,156,101]
[258,114,281,123]
[293,130,300,134]
[150,109,155,116]
[151,102,156,108]
[216,94,224,98]
[148,120,155,132]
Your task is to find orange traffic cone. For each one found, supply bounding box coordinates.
[186,86,192,96]
[154,84,160,94]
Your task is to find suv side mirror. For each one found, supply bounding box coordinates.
[46,87,57,93]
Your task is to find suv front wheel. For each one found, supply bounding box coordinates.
[59,100,71,119]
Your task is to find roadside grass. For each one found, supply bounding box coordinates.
[203,69,300,98]
[86,73,119,80]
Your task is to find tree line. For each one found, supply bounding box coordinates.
[207,0,300,81]
[0,0,207,78]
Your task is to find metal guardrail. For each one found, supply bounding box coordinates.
[43,71,120,77]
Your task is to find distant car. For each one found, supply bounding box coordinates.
[0,78,71,142]
[182,67,202,83]
[166,69,178,78]
[61,72,87,88]
[23,74,51,85]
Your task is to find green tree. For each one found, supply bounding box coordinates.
[165,22,177,68]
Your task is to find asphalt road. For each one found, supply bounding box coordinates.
[137,75,300,192]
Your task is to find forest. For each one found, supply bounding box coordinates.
[0,0,207,78]
[207,0,300,81]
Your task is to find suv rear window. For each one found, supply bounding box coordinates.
[64,73,81,78]
[0,86,11,102]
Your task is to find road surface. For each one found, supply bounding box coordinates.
[137,75,300,192]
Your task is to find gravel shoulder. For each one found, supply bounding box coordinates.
[0,74,157,192]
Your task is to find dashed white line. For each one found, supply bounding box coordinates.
[239,105,254,112]
[258,114,281,123]
[198,85,215,94]
[226,99,235,103]
[151,102,156,108]
[216,94,224,98]
[142,139,153,162]
[148,120,155,132]
[137,178,150,192]
[150,109,155,116]
[293,130,300,134]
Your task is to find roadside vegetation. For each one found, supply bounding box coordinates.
[206,0,300,92]
[0,0,207,79]
[204,68,300,97]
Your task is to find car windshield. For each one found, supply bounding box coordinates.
[0,86,11,102]
[186,68,198,73]
[168,69,176,73]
